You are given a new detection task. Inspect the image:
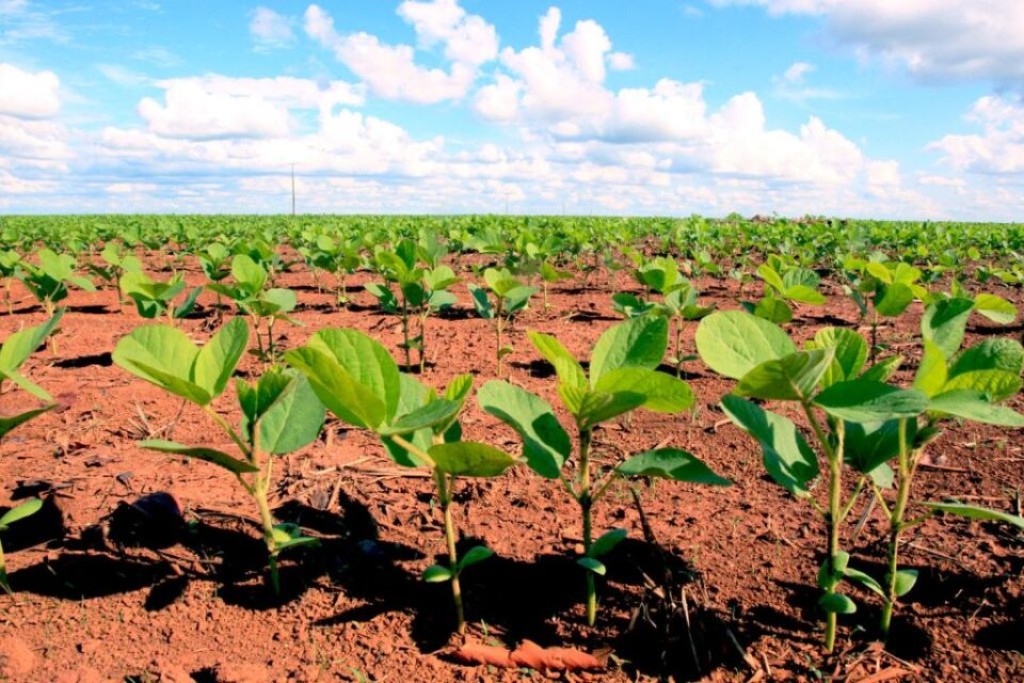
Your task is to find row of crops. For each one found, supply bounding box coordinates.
[2,214,1024,667]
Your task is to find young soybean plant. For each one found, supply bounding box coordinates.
[284,329,516,634]
[695,311,928,652]
[467,267,538,375]
[113,318,325,594]
[478,316,729,627]
[1,311,64,593]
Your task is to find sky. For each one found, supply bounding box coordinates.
[1,0,1023,220]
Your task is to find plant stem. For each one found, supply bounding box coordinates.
[578,426,597,626]
[880,418,914,638]
[434,468,465,633]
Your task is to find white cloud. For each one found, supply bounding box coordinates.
[97,63,149,87]
[714,0,1024,87]
[250,7,295,50]
[608,51,635,71]
[929,95,1024,173]
[771,61,842,102]
[0,62,60,118]
[304,1,496,104]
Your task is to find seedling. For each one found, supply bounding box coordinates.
[742,255,825,324]
[696,311,927,651]
[87,242,142,302]
[113,319,325,593]
[120,271,202,324]
[285,329,515,633]
[479,316,728,626]
[0,250,21,314]
[18,248,96,316]
[467,267,537,374]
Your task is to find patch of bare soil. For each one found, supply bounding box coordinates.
[1,253,1022,682]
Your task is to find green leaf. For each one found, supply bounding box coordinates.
[782,283,826,305]
[922,298,975,358]
[231,254,267,293]
[0,498,43,529]
[428,441,516,477]
[941,369,1022,403]
[818,592,857,615]
[861,355,903,383]
[913,339,948,398]
[695,311,795,380]
[0,308,63,372]
[951,338,1024,377]
[577,557,606,576]
[974,293,1017,324]
[756,263,785,294]
[928,390,1024,427]
[924,502,1024,529]
[589,316,668,384]
[894,569,918,598]
[253,371,325,455]
[577,389,646,427]
[814,381,928,422]
[617,448,730,486]
[842,566,885,598]
[456,545,495,572]
[812,327,868,386]
[284,347,387,431]
[0,404,54,440]
[736,348,834,401]
[467,283,494,319]
[379,399,461,436]
[753,295,792,324]
[589,528,627,558]
[593,367,695,413]
[113,324,203,402]
[193,317,249,400]
[874,282,914,317]
[477,381,570,479]
[382,373,432,468]
[423,564,453,583]
[721,395,818,498]
[140,439,258,474]
[843,420,906,483]
[528,331,587,388]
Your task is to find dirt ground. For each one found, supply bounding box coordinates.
[1,252,1022,682]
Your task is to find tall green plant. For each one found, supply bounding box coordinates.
[113,319,325,593]
[479,316,728,626]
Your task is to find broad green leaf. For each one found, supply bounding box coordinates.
[0,367,51,402]
[951,338,1024,377]
[922,298,975,358]
[423,565,452,582]
[113,324,201,399]
[528,331,587,388]
[753,295,793,324]
[721,395,818,498]
[253,372,325,455]
[924,502,1024,529]
[974,293,1017,324]
[383,373,432,467]
[577,557,606,575]
[929,390,1024,427]
[861,355,903,383]
[304,328,402,421]
[593,367,695,413]
[577,389,646,427]
[843,420,906,484]
[942,369,1022,402]
[231,254,267,293]
[0,498,43,529]
[589,316,668,384]
[814,381,928,422]
[617,448,730,486]
[379,399,461,436]
[756,263,785,293]
[812,327,868,385]
[0,309,63,372]
[0,404,54,440]
[467,283,494,319]
[193,317,248,400]
[284,347,387,431]
[913,339,948,398]
[427,441,516,477]
[736,348,834,401]
[695,311,795,380]
[782,284,826,305]
[842,566,885,598]
[874,282,914,317]
[503,285,537,313]
[456,545,494,571]
[444,373,474,405]
[140,439,258,474]
[818,592,857,615]
[589,528,627,558]
[478,380,570,479]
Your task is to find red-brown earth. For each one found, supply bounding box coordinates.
[1,250,1022,682]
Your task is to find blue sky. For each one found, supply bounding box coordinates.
[1,0,1023,219]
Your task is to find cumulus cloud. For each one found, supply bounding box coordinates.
[250,7,295,50]
[304,1,497,104]
[929,95,1024,173]
[0,63,61,118]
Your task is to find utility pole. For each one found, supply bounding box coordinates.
[291,163,296,216]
